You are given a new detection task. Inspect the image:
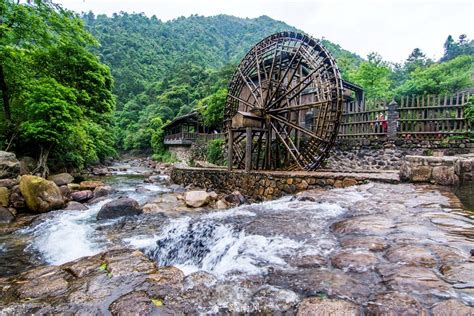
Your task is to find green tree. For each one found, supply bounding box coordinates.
[397,55,473,96]
[349,53,393,100]
[197,88,227,128]
[20,78,81,176]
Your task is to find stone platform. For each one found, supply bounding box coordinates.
[171,167,399,201]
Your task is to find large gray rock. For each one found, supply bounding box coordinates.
[97,198,142,220]
[0,151,20,179]
[0,206,14,223]
[48,173,74,186]
[185,191,211,208]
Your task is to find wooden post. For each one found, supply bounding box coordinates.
[387,99,398,138]
[227,130,233,171]
[245,127,252,172]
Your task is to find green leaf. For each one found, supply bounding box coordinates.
[99,263,108,271]
[151,298,163,306]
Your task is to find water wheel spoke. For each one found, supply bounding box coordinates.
[269,114,327,143]
[268,100,331,114]
[227,93,259,111]
[270,122,304,169]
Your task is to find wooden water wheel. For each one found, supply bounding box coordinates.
[224,31,344,171]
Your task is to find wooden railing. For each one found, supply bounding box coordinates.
[338,92,472,139]
[164,132,224,144]
[338,100,388,138]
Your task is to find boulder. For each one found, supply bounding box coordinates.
[48,173,74,186]
[0,206,14,223]
[297,297,360,316]
[79,181,104,190]
[0,178,18,189]
[70,190,93,203]
[216,199,228,209]
[0,186,9,207]
[64,201,88,211]
[0,151,20,179]
[185,191,211,208]
[9,185,25,209]
[67,183,81,191]
[431,299,474,316]
[97,198,142,220]
[19,175,64,212]
[58,185,71,200]
[92,167,108,176]
[224,191,248,205]
[93,185,114,198]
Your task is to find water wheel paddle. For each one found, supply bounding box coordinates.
[224,31,344,171]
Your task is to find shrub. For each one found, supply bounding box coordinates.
[206,139,225,165]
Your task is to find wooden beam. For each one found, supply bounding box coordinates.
[245,127,252,172]
[227,130,233,171]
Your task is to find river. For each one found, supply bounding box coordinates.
[0,160,473,313]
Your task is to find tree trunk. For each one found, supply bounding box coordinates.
[0,65,11,123]
[33,145,51,178]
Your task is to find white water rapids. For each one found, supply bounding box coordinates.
[19,174,348,277]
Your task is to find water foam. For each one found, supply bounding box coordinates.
[24,199,112,265]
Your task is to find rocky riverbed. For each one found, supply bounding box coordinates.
[0,158,473,314]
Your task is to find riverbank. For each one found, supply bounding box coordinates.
[0,159,473,314]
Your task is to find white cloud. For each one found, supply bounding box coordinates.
[55,0,473,63]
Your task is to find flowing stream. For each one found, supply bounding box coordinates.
[0,160,473,311]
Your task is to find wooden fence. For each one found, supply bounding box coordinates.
[338,92,472,139]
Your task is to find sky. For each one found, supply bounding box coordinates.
[54,0,473,63]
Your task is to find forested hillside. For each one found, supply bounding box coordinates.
[83,13,362,152]
[1,1,116,174]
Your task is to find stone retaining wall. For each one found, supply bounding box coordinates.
[326,138,473,171]
[400,154,473,185]
[168,145,192,162]
[171,168,399,201]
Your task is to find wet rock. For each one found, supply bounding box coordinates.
[339,235,388,251]
[67,183,81,191]
[0,206,14,223]
[216,199,228,209]
[0,186,9,207]
[70,190,94,203]
[142,203,161,214]
[109,291,155,315]
[342,178,358,187]
[79,180,105,190]
[296,297,360,316]
[138,266,185,299]
[64,201,88,211]
[331,250,379,272]
[431,299,474,316]
[9,185,25,209]
[58,185,71,199]
[252,285,300,313]
[0,151,20,179]
[411,166,432,182]
[48,173,74,186]
[385,245,437,267]
[92,167,108,176]
[366,292,426,315]
[19,175,64,212]
[332,215,395,235]
[184,271,217,289]
[379,265,453,303]
[208,191,218,200]
[289,254,327,268]
[97,198,142,220]
[224,190,248,205]
[439,262,474,283]
[270,268,372,302]
[0,178,18,189]
[185,190,211,208]
[93,185,114,198]
[15,266,70,299]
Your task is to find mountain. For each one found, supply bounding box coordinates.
[84,13,362,109]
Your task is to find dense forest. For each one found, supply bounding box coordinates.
[1,1,473,171]
[82,12,362,153]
